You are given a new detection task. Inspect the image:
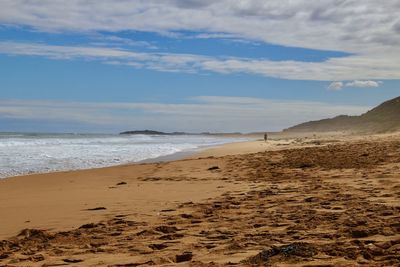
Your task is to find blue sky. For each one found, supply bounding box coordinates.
[0,1,399,133]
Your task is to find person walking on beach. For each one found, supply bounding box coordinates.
[264,132,268,143]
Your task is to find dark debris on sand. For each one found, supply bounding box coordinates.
[243,242,317,264]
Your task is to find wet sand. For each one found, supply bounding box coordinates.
[1,133,400,266]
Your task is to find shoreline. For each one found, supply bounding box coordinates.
[0,130,360,180]
[0,138,300,181]
[0,136,256,180]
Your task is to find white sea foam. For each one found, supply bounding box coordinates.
[0,133,247,178]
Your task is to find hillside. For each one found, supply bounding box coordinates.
[285,96,400,133]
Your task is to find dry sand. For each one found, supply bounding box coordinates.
[1,133,400,266]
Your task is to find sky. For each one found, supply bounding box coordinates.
[0,0,399,133]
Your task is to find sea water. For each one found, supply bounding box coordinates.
[0,132,247,178]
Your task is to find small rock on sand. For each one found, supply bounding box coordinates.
[207,166,220,171]
[86,207,107,211]
[175,252,193,262]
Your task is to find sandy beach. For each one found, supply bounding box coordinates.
[1,133,400,266]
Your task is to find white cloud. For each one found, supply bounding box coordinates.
[328,82,344,91]
[0,1,399,53]
[328,80,383,91]
[1,41,400,81]
[345,80,382,88]
[91,35,158,49]
[0,97,370,132]
[0,1,399,81]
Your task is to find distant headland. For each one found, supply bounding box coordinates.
[119,130,245,136]
[120,130,187,135]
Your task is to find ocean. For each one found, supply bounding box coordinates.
[0,132,247,178]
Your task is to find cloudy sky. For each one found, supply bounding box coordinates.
[0,0,399,133]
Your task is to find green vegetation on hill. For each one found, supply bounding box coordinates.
[285,96,400,133]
